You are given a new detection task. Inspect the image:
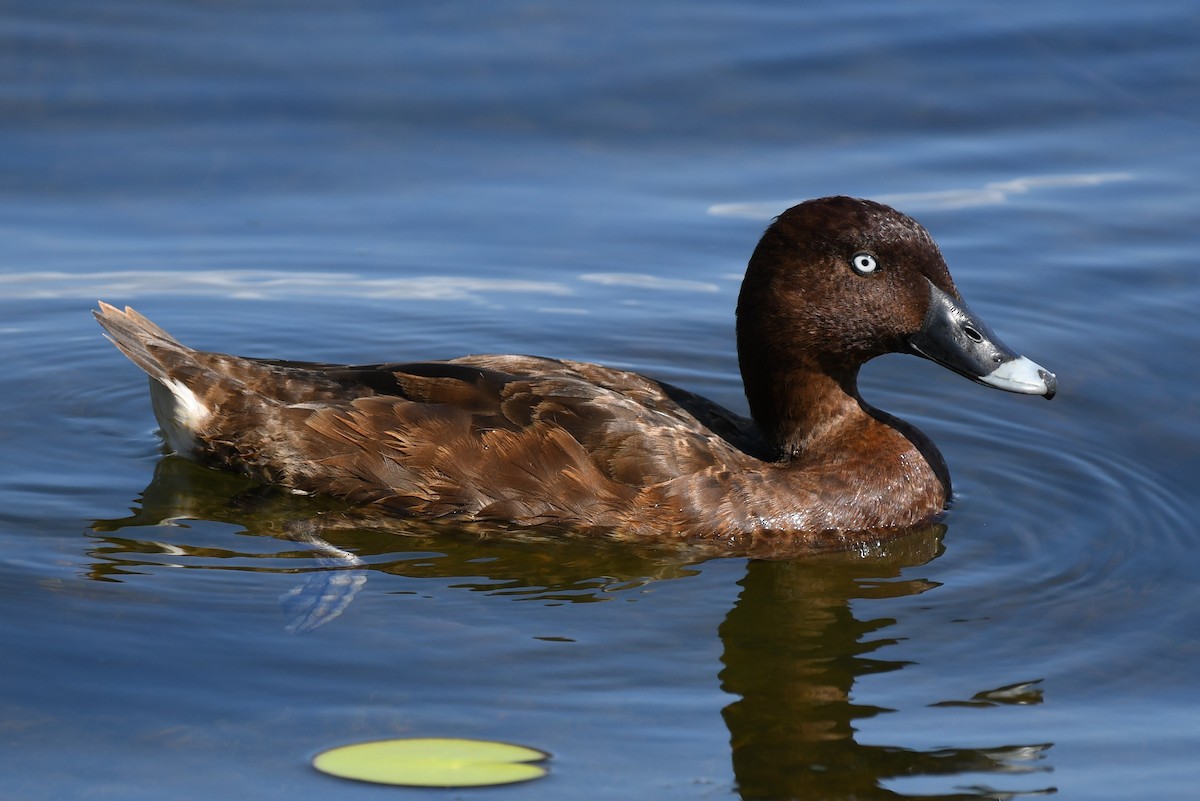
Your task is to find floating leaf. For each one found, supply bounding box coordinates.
[313,737,550,787]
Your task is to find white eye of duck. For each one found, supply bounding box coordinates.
[850,252,879,275]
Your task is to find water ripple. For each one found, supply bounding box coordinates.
[897,394,1195,686]
[0,270,572,302]
[708,172,1136,219]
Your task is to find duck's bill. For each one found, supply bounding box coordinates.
[908,280,1057,400]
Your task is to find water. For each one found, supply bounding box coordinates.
[2,1,1198,798]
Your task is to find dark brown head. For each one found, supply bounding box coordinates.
[738,197,954,369]
[735,196,1056,446]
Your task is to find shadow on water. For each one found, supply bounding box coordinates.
[91,456,1055,799]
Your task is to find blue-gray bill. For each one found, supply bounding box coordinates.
[909,280,1057,400]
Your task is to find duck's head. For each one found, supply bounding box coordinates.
[736,197,1056,438]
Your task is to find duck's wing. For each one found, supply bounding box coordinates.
[290,355,758,503]
[449,355,768,455]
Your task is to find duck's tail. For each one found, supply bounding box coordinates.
[94,301,216,455]
[93,301,191,384]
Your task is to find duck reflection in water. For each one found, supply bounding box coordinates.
[91,458,1055,799]
[721,558,1054,799]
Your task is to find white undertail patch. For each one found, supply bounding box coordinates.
[149,378,210,456]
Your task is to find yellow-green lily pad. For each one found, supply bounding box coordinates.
[312,737,550,787]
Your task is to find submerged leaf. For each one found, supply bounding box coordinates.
[313,737,550,787]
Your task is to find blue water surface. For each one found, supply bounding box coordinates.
[2,1,1198,799]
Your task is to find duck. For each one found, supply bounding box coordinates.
[95,196,1056,550]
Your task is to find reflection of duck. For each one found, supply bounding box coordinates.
[88,455,717,630]
[720,558,1055,798]
[95,197,1055,548]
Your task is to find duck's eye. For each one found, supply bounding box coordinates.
[851,253,879,275]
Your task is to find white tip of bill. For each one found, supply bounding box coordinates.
[980,356,1058,399]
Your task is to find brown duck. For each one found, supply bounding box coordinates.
[96,197,1056,549]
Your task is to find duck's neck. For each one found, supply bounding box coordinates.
[745,364,865,458]
[744,364,951,495]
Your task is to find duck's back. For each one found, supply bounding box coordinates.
[95,303,766,531]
